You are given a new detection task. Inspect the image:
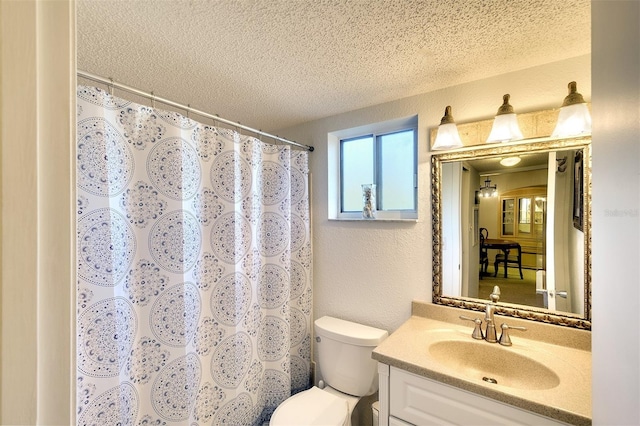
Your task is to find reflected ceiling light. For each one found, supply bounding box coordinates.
[551,81,592,138]
[479,177,498,198]
[432,106,463,150]
[486,94,524,143]
[500,156,521,167]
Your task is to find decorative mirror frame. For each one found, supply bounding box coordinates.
[431,136,592,329]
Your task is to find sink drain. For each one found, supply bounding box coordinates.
[482,377,498,384]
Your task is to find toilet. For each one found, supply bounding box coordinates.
[270,316,388,426]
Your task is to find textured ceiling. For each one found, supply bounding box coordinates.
[77,0,591,132]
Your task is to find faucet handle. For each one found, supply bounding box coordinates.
[459,315,484,340]
[498,323,527,346]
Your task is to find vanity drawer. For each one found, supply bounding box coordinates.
[389,367,567,426]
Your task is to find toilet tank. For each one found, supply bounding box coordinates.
[315,316,388,397]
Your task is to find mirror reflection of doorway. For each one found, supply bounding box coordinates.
[443,151,584,312]
[478,185,547,308]
[436,143,589,318]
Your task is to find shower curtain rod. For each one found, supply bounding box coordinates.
[77,70,314,152]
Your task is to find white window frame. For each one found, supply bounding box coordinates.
[328,115,418,221]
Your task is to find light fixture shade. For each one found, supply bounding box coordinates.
[551,82,592,138]
[500,156,521,167]
[486,94,523,143]
[432,106,463,150]
[479,177,498,197]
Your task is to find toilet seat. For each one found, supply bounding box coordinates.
[269,386,349,426]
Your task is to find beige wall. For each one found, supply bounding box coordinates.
[0,1,75,424]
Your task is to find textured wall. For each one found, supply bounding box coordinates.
[277,55,591,335]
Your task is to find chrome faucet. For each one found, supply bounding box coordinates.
[484,286,501,343]
[460,286,504,342]
[484,304,497,343]
[461,286,527,345]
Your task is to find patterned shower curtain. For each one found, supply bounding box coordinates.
[75,86,312,425]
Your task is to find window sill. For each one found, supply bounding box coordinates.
[328,218,419,223]
[329,210,418,222]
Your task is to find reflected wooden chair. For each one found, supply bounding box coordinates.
[479,228,489,279]
[493,243,523,279]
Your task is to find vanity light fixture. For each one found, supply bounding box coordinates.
[479,177,498,198]
[551,81,592,138]
[432,106,463,150]
[486,94,524,143]
[499,156,521,167]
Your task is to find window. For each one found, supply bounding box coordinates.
[328,116,418,220]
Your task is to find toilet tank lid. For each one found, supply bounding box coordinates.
[315,316,388,346]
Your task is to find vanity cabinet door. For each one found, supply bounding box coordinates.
[389,367,567,426]
[389,416,413,426]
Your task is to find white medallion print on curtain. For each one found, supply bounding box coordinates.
[76,86,312,426]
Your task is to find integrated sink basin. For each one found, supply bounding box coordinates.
[428,339,560,390]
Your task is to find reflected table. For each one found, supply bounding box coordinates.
[482,239,520,278]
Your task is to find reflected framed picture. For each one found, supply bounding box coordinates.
[573,150,583,231]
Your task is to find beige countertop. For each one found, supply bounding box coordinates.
[372,302,591,425]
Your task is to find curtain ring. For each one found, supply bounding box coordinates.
[108,77,114,96]
[150,91,155,108]
[186,104,190,118]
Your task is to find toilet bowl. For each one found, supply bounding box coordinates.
[269,316,388,426]
[269,385,358,426]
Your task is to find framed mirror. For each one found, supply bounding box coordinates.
[432,136,591,329]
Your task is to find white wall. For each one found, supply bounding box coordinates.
[591,1,640,424]
[278,55,591,333]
